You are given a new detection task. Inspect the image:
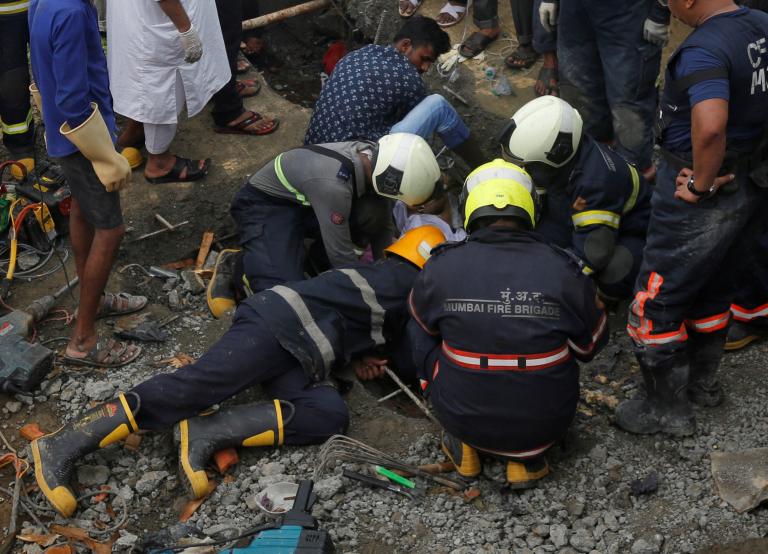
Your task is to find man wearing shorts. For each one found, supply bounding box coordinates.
[29,0,144,367]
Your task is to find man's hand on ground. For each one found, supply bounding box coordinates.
[351,356,388,381]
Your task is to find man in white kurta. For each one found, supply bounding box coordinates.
[107,0,230,183]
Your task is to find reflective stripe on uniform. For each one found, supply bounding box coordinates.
[273,154,310,206]
[338,269,385,346]
[622,164,640,214]
[442,342,571,371]
[627,324,688,345]
[582,265,594,276]
[271,285,335,368]
[685,311,730,333]
[731,302,768,322]
[567,312,607,356]
[0,0,29,14]
[0,109,33,135]
[627,272,689,345]
[571,210,621,229]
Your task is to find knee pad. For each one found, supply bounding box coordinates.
[583,227,617,271]
[611,106,646,152]
[0,67,31,109]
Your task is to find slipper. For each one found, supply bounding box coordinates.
[145,156,211,184]
[236,53,251,74]
[214,111,279,136]
[534,65,559,96]
[236,79,261,98]
[505,45,540,70]
[437,2,467,27]
[63,338,142,369]
[398,0,422,18]
[74,291,148,320]
[459,32,498,59]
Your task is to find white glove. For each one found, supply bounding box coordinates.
[539,1,559,33]
[179,24,203,63]
[643,18,669,47]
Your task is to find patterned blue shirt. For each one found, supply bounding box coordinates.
[304,45,426,145]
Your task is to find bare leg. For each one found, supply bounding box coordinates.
[66,198,125,357]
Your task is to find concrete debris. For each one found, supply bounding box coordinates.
[76,464,110,486]
[711,448,768,512]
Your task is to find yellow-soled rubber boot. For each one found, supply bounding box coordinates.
[31,393,139,517]
[441,432,481,478]
[175,400,294,498]
[206,248,241,318]
[725,321,764,351]
[121,147,144,169]
[506,457,550,490]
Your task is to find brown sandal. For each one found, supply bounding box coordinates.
[63,338,142,369]
[214,111,279,136]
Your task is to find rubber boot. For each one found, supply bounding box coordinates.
[506,456,550,490]
[31,393,139,517]
[615,348,696,437]
[441,432,481,478]
[725,320,765,351]
[687,329,725,407]
[176,400,294,498]
[206,248,241,318]
[451,133,487,170]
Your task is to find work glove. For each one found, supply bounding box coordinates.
[643,18,669,47]
[60,103,132,192]
[179,24,203,64]
[29,83,43,118]
[539,0,559,33]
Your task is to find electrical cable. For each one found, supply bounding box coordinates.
[144,523,274,553]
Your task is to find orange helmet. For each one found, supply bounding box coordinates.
[384,225,447,269]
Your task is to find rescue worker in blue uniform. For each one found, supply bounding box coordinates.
[409,164,608,488]
[1,0,36,179]
[499,96,652,299]
[545,0,670,177]
[30,226,448,517]
[616,0,768,436]
[208,133,441,317]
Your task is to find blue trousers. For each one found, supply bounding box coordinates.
[731,224,768,324]
[557,0,660,168]
[230,184,329,295]
[131,303,349,443]
[391,94,470,149]
[628,158,768,351]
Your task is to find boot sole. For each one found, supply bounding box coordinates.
[724,334,761,351]
[176,420,212,499]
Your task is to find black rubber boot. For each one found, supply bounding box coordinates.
[206,248,241,318]
[725,320,765,351]
[441,432,481,478]
[451,133,487,170]
[175,400,295,498]
[687,329,726,407]
[506,456,550,490]
[31,393,140,516]
[615,348,696,437]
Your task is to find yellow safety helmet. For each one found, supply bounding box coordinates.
[464,179,536,232]
[384,225,447,269]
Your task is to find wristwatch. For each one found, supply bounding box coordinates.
[686,175,716,197]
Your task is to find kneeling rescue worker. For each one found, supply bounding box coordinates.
[499,96,652,299]
[31,226,447,517]
[408,162,608,488]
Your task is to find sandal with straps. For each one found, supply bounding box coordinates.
[63,338,142,369]
[214,110,279,136]
[437,1,467,27]
[398,0,422,18]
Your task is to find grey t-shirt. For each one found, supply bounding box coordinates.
[247,141,394,267]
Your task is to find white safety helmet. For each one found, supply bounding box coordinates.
[499,96,583,168]
[373,133,440,207]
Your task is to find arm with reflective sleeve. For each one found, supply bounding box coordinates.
[407,267,444,389]
[563,274,609,362]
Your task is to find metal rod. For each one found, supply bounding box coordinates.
[377,389,403,403]
[242,0,330,30]
[383,367,439,426]
[125,220,189,244]
[442,85,469,106]
[53,276,78,299]
[154,213,175,231]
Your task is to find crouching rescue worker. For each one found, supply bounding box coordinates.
[615,0,768,436]
[408,164,608,488]
[499,96,652,299]
[31,226,447,517]
[209,132,440,316]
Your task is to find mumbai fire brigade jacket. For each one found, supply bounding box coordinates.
[408,227,608,453]
[246,257,418,382]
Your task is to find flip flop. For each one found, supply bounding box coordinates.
[505,45,540,70]
[63,338,142,369]
[459,32,498,59]
[214,110,279,136]
[236,79,261,98]
[437,2,467,27]
[534,65,559,96]
[145,156,211,184]
[398,0,422,18]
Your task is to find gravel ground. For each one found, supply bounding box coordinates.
[3,285,768,553]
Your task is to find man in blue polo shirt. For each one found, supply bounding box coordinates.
[29,0,144,368]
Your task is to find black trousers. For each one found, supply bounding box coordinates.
[0,17,34,156]
[211,0,245,127]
